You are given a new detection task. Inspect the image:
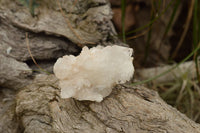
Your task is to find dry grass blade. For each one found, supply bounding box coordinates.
[171,0,194,58]
[194,112,200,121]
[175,79,187,104]
[26,32,42,70]
[73,0,78,6]
[162,0,166,9]
[190,80,200,95]
[127,28,150,40]
[26,32,51,74]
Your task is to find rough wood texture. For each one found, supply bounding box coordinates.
[0,88,18,133]
[0,54,32,89]
[0,8,79,62]
[0,0,117,89]
[0,0,116,46]
[14,75,200,133]
[0,0,200,133]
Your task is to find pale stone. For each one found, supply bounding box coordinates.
[53,45,134,102]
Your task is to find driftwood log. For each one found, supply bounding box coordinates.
[135,61,197,83]
[1,75,200,133]
[0,0,200,133]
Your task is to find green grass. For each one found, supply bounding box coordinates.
[162,0,181,39]
[132,42,200,86]
[143,1,158,63]
[193,0,200,82]
[157,73,200,122]
[127,0,200,123]
[121,0,126,43]
[125,0,175,36]
[18,0,38,16]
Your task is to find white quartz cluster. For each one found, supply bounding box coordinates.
[53,45,134,102]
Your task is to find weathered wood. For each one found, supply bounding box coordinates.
[135,61,196,83]
[14,75,200,133]
[0,88,19,133]
[0,8,79,62]
[0,0,200,133]
[0,54,32,89]
[0,0,117,46]
[0,0,118,89]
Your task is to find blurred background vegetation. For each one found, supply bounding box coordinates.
[111,0,200,123]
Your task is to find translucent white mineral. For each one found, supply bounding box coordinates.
[53,45,134,102]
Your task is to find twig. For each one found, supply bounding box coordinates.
[171,0,194,58]
[25,32,51,74]
[127,28,150,40]
[73,0,78,6]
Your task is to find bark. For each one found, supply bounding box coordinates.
[14,75,200,133]
[0,54,32,89]
[0,0,200,133]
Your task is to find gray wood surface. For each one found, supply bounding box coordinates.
[0,0,200,133]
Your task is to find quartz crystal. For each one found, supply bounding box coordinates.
[54,45,134,102]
